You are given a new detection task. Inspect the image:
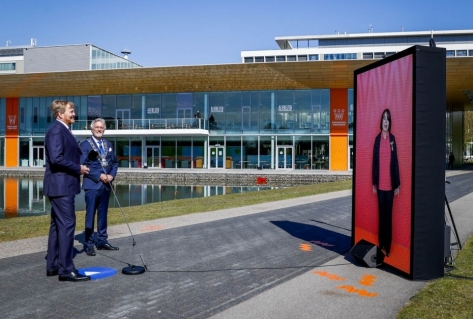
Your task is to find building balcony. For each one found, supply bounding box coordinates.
[71,118,209,137]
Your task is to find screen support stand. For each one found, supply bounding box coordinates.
[445,194,462,251]
[445,180,462,251]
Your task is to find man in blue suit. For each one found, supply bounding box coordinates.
[80,118,119,256]
[44,100,91,282]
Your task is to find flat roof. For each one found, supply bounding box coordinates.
[275,29,473,49]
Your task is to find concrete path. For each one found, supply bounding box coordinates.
[0,170,471,319]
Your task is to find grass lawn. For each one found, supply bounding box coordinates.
[396,237,473,319]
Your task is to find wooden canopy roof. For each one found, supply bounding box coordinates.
[0,57,471,111]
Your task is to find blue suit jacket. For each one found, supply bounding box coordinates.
[43,120,82,197]
[80,137,118,190]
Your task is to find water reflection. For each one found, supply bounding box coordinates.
[0,177,277,219]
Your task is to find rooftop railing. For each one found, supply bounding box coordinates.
[73,118,207,131]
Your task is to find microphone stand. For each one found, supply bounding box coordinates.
[88,150,147,275]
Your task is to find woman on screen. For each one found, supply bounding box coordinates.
[372,108,400,257]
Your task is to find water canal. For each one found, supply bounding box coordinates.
[0,177,278,219]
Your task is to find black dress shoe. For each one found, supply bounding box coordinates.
[46,269,59,276]
[97,243,119,250]
[85,246,96,256]
[58,271,91,282]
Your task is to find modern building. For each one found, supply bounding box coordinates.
[0,41,142,74]
[0,30,472,171]
[241,29,473,63]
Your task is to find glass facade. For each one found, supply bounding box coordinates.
[0,85,463,170]
[3,89,346,170]
[90,46,142,70]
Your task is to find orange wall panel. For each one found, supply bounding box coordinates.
[4,178,18,218]
[5,98,19,167]
[5,137,18,167]
[330,135,348,170]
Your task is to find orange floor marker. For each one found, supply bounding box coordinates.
[358,274,377,286]
[299,243,313,251]
[140,225,164,232]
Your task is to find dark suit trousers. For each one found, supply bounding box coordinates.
[84,185,111,247]
[46,195,77,274]
[377,190,394,254]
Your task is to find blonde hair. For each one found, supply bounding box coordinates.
[50,100,74,119]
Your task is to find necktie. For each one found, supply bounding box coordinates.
[98,140,105,155]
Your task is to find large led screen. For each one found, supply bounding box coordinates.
[353,54,413,275]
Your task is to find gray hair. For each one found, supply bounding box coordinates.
[90,118,106,130]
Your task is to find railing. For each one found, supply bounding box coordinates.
[72,118,330,134]
[73,118,206,130]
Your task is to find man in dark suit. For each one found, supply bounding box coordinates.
[80,118,119,257]
[44,100,91,282]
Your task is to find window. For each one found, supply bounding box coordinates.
[265,56,275,62]
[244,57,253,63]
[309,54,319,61]
[456,50,467,57]
[446,50,455,57]
[297,55,307,61]
[0,62,15,71]
[469,50,473,56]
[287,55,296,62]
[363,52,373,59]
[255,56,264,63]
[276,56,285,62]
[324,53,357,60]
[374,52,384,59]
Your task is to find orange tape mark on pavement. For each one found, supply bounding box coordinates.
[299,243,313,252]
[140,225,164,233]
[359,274,377,286]
[337,285,378,297]
[312,270,345,281]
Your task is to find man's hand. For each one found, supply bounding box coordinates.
[80,165,90,175]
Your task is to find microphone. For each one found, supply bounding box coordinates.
[86,146,147,274]
[88,150,99,161]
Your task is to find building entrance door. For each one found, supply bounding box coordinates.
[146,146,160,168]
[177,108,192,119]
[276,146,293,169]
[32,146,44,167]
[209,146,225,168]
[177,108,193,128]
[116,109,131,129]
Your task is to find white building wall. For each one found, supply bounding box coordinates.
[24,44,91,73]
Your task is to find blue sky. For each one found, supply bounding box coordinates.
[1,0,472,67]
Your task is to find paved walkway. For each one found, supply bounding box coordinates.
[0,170,471,319]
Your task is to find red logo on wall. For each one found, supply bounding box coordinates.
[6,98,19,136]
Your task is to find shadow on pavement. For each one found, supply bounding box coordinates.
[270,220,350,255]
